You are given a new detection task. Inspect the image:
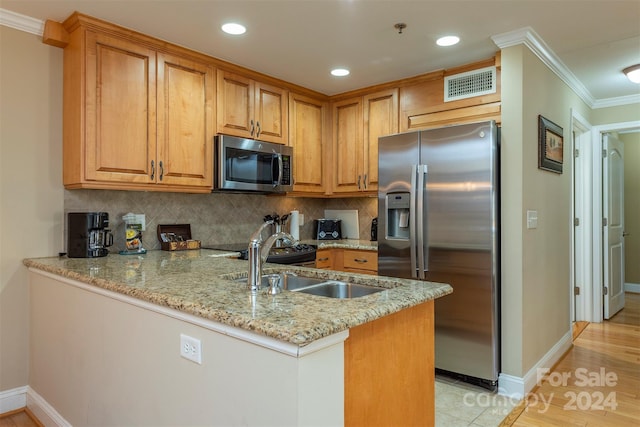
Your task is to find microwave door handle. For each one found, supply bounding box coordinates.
[273,151,283,188]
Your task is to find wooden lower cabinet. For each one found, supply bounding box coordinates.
[345,300,435,426]
[315,248,378,275]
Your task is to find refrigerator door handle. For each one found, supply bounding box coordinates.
[410,165,418,278]
[416,164,427,279]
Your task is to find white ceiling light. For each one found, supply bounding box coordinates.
[623,64,640,83]
[221,23,246,35]
[331,68,350,77]
[436,35,460,47]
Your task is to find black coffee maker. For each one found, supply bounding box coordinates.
[67,212,113,258]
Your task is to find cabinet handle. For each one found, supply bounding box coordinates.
[317,257,329,262]
[256,121,261,137]
[159,160,164,181]
[150,160,155,180]
[363,174,368,190]
[354,258,368,263]
[357,175,361,190]
[250,119,255,136]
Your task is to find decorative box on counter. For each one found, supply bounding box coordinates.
[157,224,201,251]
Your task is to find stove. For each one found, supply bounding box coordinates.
[203,243,317,265]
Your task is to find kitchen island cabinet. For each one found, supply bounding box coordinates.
[58,13,215,193]
[24,250,449,426]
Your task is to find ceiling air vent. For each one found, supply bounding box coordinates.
[444,66,496,102]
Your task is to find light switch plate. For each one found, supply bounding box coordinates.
[527,210,538,229]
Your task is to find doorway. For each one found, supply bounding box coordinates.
[573,116,640,323]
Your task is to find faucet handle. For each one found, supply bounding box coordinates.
[265,274,282,295]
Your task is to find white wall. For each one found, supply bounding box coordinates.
[0,26,64,393]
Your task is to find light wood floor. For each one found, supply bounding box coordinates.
[505,292,640,426]
[0,408,41,427]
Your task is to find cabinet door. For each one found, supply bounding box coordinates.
[157,53,214,188]
[216,70,254,138]
[289,92,328,194]
[332,97,363,193]
[363,89,398,192]
[255,81,288,144]
[85,31,156,183]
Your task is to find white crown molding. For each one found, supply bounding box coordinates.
[492,27,640,109]
[592,93,640,109]
[492,27,597,107]
[0,8,44,36]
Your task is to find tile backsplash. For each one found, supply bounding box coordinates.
[64,190,378,252]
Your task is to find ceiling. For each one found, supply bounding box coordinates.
[2,0,640,105]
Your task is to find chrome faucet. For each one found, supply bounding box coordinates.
[247,220,297,293]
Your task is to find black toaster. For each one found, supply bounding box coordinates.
[314,219,342,240]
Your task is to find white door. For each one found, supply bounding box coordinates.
[603,133,625,319]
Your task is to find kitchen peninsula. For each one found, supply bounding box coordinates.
[24,249,451,426]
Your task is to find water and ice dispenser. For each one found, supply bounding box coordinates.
[385,193,411,239]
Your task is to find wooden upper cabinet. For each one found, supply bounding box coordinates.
[157,53,214,188]
[332,97,363,193]
[332,88,398,194]
[363,88,398,192]
[288,92,328,194]
[61,14,214,192]
[83,31,156,184]
[217,70,288,144]
[399,59,501,132]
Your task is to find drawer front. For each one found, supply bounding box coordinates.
[315,249,333,269]
[343,250,377,272]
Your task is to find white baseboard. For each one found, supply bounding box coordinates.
[498,330,572,399]
[625,282,640,293]
[0,386,27,414]
[0,386,69,426]
[27,387,71,427]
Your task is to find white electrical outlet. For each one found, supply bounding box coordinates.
[180,334,202,364]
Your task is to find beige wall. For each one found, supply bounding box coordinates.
[0,27,64,391]
[500,45,591,377]
[621,132,640,284]
[592,104,640,126]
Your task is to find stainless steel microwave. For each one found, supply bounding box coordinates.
[214,135,293,193]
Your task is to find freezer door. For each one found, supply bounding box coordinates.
[378,132,420,279]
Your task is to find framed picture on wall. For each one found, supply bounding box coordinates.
[538,115,564,174]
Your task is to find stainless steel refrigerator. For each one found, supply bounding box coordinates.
[378,120,499,389]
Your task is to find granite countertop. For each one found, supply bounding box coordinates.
[24,249,450,346]
[310,239,378,251]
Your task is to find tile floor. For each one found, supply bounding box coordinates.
[435,375,521,427]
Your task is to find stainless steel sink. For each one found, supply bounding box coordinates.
[234,271,325,290]
[232,272,384,298]
[291,281,385,299]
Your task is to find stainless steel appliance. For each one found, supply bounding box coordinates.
[67,212,113,258]
[215,134,293,193]
[314,219,342,240]
[378,121,499,389]
[203,243,317,266]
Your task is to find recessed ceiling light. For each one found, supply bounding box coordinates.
[221,23,246,35]
[331,68,350,77]
[436,35,460,47]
